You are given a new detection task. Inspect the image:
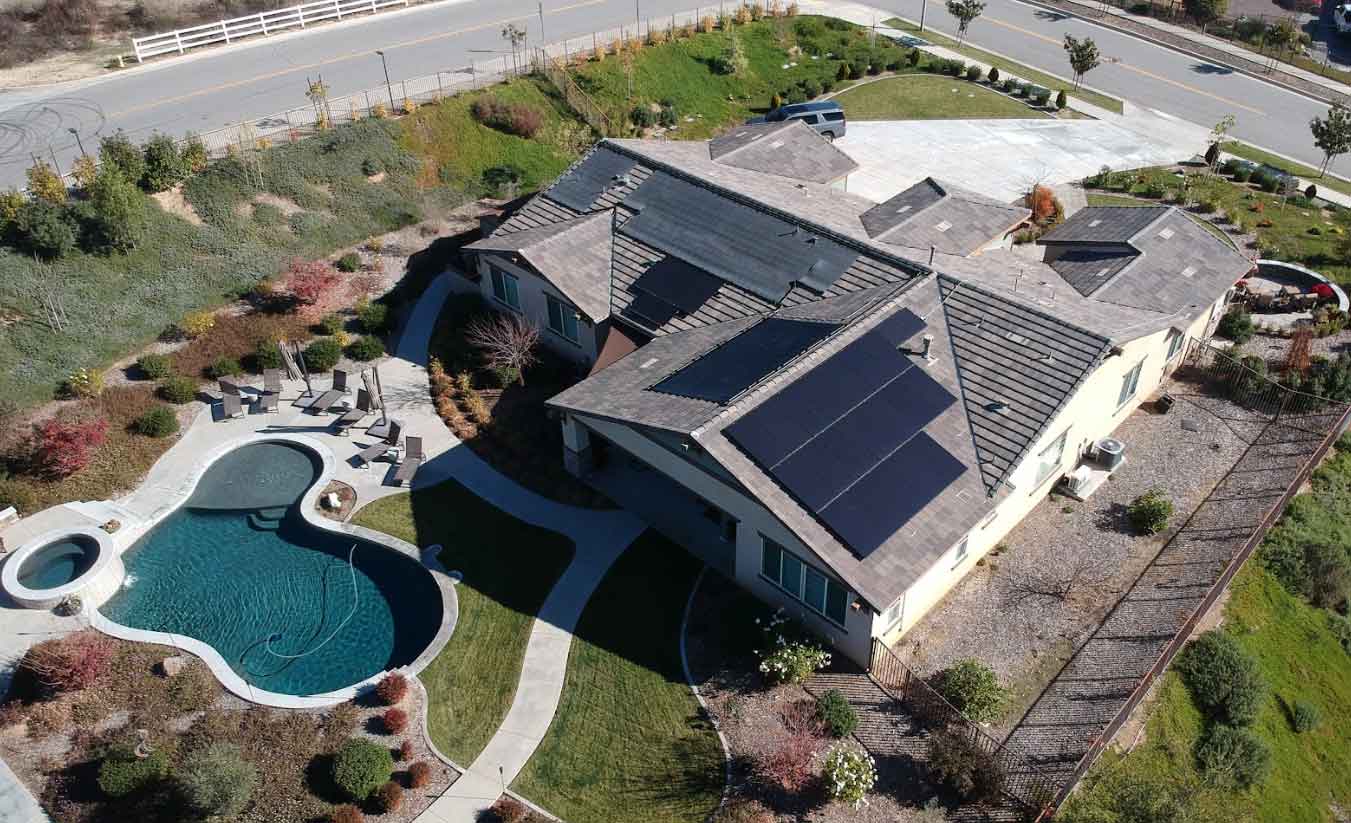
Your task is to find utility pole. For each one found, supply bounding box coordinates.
[538,1,546,45]
[919,0,927,32]
[375,50,395,110]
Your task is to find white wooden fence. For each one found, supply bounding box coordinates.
[132,0,410,62]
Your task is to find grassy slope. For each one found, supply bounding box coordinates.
[351,480,575,765]
[512,531,724,823]
[1222,140,1351,201]
[882,17,1123,114]
[833,74,1048,120]
[1061,566,1351,823]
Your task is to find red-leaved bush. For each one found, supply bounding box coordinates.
[20,631,114,695]
[470,96,544,138]
[328,804,363,823]
[32,416,108,479]
[408,760,432,788]
[382,708,408,735]
[377,780,403,813]
[755,700,825,793]
[285,258,340,307]
[376,672,407,705]
[486,796,529,823]
[397,738,415,762]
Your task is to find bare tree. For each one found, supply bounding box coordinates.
[466,313,540,386]
[19,256,69,333]
[1003,555,1108,608]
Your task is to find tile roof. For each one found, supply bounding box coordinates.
[861,178,1030,257]
[707,120,859,185]
[464,211,613,321]
[1041,205,1171,244]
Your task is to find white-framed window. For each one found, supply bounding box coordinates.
[760,537,850,626]
[1034,428,1070,488]
[1166,329,1185,361]
[882,598,903,630]
[546,294,581,343]
[489,266,520,310]
[1118,359,1145,409]
[951,536,970,568]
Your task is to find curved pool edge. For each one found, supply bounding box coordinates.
[1,526,122,610]
[86,432,458,709]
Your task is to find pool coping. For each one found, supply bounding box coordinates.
[0,526,119,610]
[83,431,457,709]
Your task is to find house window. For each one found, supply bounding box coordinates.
[1166,330,1185,361]
[882,598,903,630]
[1118,359,1145,409]
[760,537,851,627]
[489,266,520,310]
[951,536,970,567]
[700,499,737,543]
[1034,428,1070,488]
[546,294,580,343]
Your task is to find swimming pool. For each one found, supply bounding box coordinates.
[100,441,443,697]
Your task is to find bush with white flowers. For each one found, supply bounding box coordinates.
[822,744,875,807]
[755,610,830,685]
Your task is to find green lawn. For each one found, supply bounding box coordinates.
[1222,140,1351,202]
[882,17,1123,114]
[512,531,724,823]
[833,74,1047,120]
[351,480,575,766]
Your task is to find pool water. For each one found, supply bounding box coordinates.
[100,442,441,696]
[18,535,99,590]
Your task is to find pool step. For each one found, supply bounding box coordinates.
[254,506,288,522]
[246,513,282,532]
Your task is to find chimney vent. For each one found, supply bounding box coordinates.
[921,334,935,361]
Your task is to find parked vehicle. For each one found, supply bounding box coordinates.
[1335,3,1351,33]
[747,101,847,140]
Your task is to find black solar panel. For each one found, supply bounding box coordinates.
[631,256,723,315]
[652,319,838,403]
[818,433,967,557]
[620,172,858,303]
[549,149,639,212]
[622,291,682,329]
[723,308,964,556]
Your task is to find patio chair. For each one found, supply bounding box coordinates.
[333,389,372,436]
[392,436,423,487]
[221,391,244,419]
[257,368,283,413]
[305,369,351,414]
[356,421,403,469]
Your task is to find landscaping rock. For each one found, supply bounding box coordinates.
[158,656,188,678]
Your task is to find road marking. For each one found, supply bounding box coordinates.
[106,0,608,119]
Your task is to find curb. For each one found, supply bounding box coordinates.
[680,565,734,823]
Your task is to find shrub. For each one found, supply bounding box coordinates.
[926,725,1003,803]
[1259,173,1280,193]
[100,130,146,183]
[207,357,243,379]
[33,416,109,479]
[758,639,830,685]
[154,371,199,404]
[908,47,922,66]
[1056,89,1067,108]
[483,164,522,194]
[181,133,208,172]
[397,739,416,762]
[1303,541,1351,609]
[987,66,1000,84]
[319,313,345,335]
[141,132,189,192]
[1176,630,1265,726]
[756,729,819,791]
[1306,183,1318,200]
[1195,724,1270,789]
[304,338,343,372]
[815,689,858,738]
[1128,488,1173,535]
[358,300,389,333]
[408,759,433,788]
[333,738,394,800]
[1233,166,1252,183]
[179,743,257,817]
[933,659,1005,723]
[487,797,529,823]
[180,310,216,339]
[377,672,408,705]
[19,631,113,695]
[801,77,822,98]
[719,799,774,823]
[136,353,173,380]
[965,64,983,81]
[63,367,103,399]
[362,157,384,176]
[470,96,544,138]
[382,708,408,735]
[1217,307,1254,344]
[98,745,171,797]
[287,258,340,306]
[26,160,66,205]
[376,780,404,813]
[329,805,364,823]
[336,252,361,272]
[253,338,285,371]
[15,199,76,258]
[1291,699,1320,732]
[89,165,149,251]
[133,406,179,438]
[822,745,876,807]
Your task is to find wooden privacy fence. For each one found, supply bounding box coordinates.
[132,0,410,62]
[868,640,1058,815]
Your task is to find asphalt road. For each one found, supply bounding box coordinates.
[0,0,1343,190]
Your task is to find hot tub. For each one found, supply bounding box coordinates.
[2,527,123,610]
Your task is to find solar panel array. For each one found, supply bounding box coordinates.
[652,318,839,404]
[549,150,640,212]
[620,172,858,303]
[631,256,723,315]
[724,309,965,557]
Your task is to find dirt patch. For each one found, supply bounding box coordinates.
[367,171,387,184]
[254,192,304,215]
[0,38,123,87]
[151,184,202,226]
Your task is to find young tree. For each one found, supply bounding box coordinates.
[98,129,146,184]
[89,167,148,252]
[1063,34,1100,89]
[945,0,985,46]
[1183,0,1227,31]
[502,23,528,73]
[1311,104,1351,176]
[466,313,540,386]
[1263,19,1296,71]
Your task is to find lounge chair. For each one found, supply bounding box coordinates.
[392,436,423,487]
[221,391,244,419]
[333,389,372,436]
[356,421,403,468]
[305,369,351,414]
[256,368,283,413]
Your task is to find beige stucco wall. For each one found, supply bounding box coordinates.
[875,298,1226,644]
[472,254,600,368]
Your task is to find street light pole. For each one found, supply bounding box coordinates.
[919,0,927,32]
[375,50,395,110]
[67,127,87,159]
[538,1,546,45]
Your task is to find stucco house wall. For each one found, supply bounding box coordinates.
[471,254,601,369]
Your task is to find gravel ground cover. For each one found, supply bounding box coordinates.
[894,379,1252,741]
